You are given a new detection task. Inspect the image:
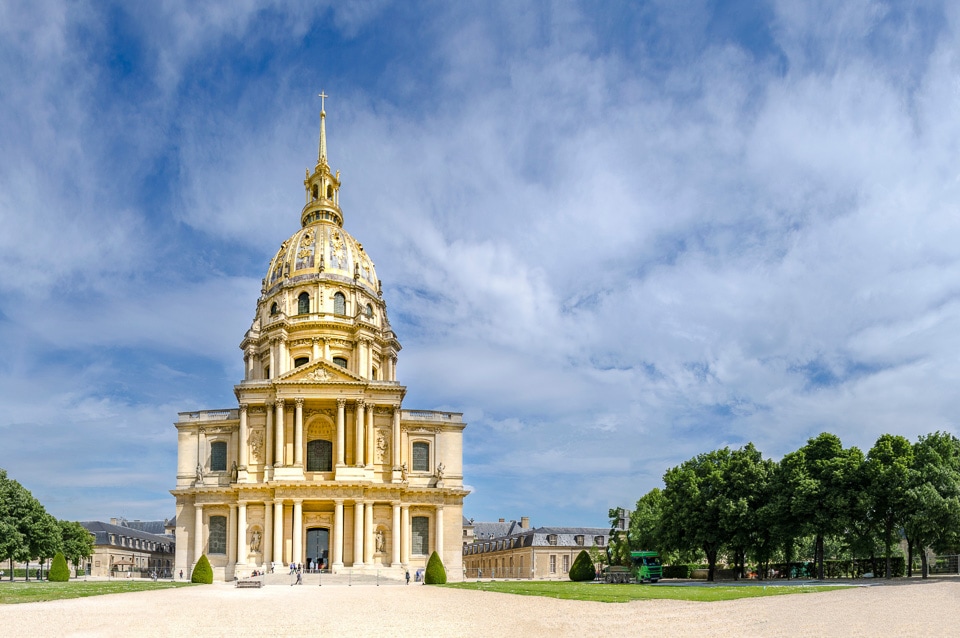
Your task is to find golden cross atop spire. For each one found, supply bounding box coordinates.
[318,90,328,112]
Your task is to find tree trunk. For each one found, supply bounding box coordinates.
[705,545,717,582]
[884,521,893,579]
[920,549,929,579]
[905,537,913,578]
[816,534,825,580]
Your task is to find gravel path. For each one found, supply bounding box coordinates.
[1,579,958,637]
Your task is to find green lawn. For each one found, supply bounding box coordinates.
[443,581,851,602]
[0,580,196,604]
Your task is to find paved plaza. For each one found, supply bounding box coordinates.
[1,578,958,637]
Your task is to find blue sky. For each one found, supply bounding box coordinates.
[2,0,960,528]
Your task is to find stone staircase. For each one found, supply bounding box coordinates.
[254,568,407,587]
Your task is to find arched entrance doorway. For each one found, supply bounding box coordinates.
[306,528,329,571]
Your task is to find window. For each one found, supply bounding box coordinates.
[294,357,309,367]
[575,535,584,546]
[327,185,334,198]
[549,555,556,573]
[306,439,333,472]
[264,366,270,379]
[412,442,430,472]
[547,534,558,546]
[594,536,604,546]
[365,303,373,318]
[562,555,570,573]
[270,302,279,315]
[298,292,310,314]
[412,516,429,555]
[371,367,378,380]
[210,441,227,472]
[208,516,227,554]
[332,357,347,368]
[333,292,346,316]
[312,185,318,200]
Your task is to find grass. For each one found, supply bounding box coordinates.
[443,580,851,602]
[0,580,196,604]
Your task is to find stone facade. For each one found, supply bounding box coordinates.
[171,103,467,581]
[463,522,608,580]
[81,520,175,578]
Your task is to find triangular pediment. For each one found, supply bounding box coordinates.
[277,360,363,384]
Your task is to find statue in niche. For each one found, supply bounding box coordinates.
[436,462,445,480]
[375,529,385,553]
[195,463,203,483]
[251,529,262,553]
[249,429,264,462]
[230,461,238,482]
[375,430,388,463]
[400,463,408,482]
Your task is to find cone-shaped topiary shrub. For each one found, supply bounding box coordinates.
[191,554,214,584]
[569,549,595,582]
[49,552,70,582]
[423,550,447,584]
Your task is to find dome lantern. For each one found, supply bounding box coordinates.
[301,91,343,228]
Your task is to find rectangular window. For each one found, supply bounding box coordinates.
[208,516,227,554]
[412,516,429,555]
[562,555,570,573]
[210,441,227,472]
[549,555,556,573]
[412,442,430,472]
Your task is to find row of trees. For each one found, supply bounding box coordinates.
[616,432,960,581]
[0,468,94,579]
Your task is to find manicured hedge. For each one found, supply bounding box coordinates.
[424,551,447,584]
[191,554,213,584]
[49,552,70,582]
[569,550,595,581]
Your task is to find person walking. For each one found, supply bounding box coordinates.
[405,570,410,585]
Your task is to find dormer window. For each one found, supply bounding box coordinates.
[547,534,558,546]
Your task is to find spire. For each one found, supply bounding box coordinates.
[318,91,328,165]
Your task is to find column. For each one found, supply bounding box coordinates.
[391,502,401,566]
[336,398,345,466]
[333,499,344,568]
[268,340,275,379]
[357,339,366,377]
[238,404,248,468]
[198,427,207,475]
[353,501,365,567]
[391,356,397,381]
[364,501,374,564]
[273,499,284,566]
[294,398,304,467]
[265,402,274,468]
[324,339,331,360]
[366,340,373,380]
[228,505,237,564]
[292,499,303,566]
[435,505,444,560]
[401,505,410,565]
[237,503,247,564]
[365,405,374,467]
[312,337,321,361]
[275,400,285,466]
[263,501,273,565]
[193,504,203,566]
[354,400,365,466]
[392,405,401,468]
[279,337,288,376]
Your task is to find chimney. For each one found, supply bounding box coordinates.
[521,516,530,529]
[498,518,505,523]
[110,518,118,525]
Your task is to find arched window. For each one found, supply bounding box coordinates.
[412,441,430,472]
[210,441,227,472]
[412,516,429,555]
[332,357,347,368]
[298,292,309,315]
[270,302,279,315]
[333,292,346,316]
[312,184,319,200]
[294,357,309,368]
[365,303,373,318]
[306,439,333,472]
[326,185,333,199]
[208,516,227,554]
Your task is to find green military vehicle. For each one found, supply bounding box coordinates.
[603,551,662,584]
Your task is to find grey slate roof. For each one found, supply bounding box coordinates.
[118,520,168,535]
[80,521,174,549]
[464,525,610,554]
[471,520,527,540]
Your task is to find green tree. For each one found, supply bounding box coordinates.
[607,508,631,566]
[424,551,447,584]
[59,520,94,576]
[191,554,213,583]
[569,550,595,581]
[864,434,913,578]
[629,489,664,554]
[720,443,775,578]
[587,544,607,575]
[903,432,960,578]
[31,512,63,578]
[0,468,46,581]
[782,434,863,580]
[49,552,70,582]
[661,448,731,581]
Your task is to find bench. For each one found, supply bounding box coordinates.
[236,579,263,588]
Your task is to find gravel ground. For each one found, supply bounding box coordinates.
[1,579,958,637]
